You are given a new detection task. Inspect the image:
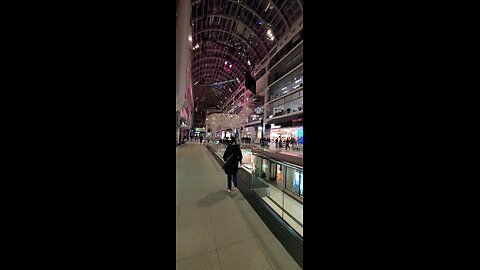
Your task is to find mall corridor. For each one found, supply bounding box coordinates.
[176,142,300,270]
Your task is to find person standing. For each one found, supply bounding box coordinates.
[286,137,291,150]
[199,135,203,143]
[275,137,279,147]
[222,140,243,192]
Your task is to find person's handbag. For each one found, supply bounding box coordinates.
[221,154,234,172]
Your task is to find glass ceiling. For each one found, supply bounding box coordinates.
[191,0,303,111]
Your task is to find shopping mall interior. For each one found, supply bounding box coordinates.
[177,0,303,269]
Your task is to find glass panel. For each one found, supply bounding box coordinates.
[290,99,298,112]
[254,156,263,176]
[285,166,296,194]
[269,65,303,100]
[250,152,303,237]
[262,159,271,180]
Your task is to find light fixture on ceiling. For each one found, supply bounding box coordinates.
[266,29,275,41]
[188,35,192,42]
[247,60,251,66]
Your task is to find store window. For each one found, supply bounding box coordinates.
[268,163,284,190]
[285,166,303,197]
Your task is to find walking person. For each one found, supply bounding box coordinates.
[275,137,279,147]
[222,140,243,193]
[286,137,291,150]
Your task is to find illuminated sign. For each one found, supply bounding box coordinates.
[297,128,303,144]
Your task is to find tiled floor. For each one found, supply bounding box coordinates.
[177,142,300,270]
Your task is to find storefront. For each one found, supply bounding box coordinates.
[195,127,205,137]
[244,126,263,143]
[215,129,240,140]
[268,125,303,145]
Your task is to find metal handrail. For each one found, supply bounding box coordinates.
[250,150,303,171]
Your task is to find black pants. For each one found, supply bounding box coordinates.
[227,174,238,189]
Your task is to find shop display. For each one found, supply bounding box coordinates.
[269,126,303,146]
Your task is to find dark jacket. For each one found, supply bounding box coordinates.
[222,144,242,175]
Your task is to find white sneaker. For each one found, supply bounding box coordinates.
[226,188,231,193]
[233,187,238,192]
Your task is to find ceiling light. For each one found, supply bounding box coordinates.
[247,60,251,65]
[188,35,192,42]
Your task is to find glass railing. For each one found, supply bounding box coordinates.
[268,47,303,85]
[207,142,256,172]
[268,66,303,101]
[206,143,303,236]
[207,140,304,172]
[250,151,303,237]
[269,30,303,69]
[268,90,303,118]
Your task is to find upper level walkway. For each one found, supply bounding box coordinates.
[176,142,301,270]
